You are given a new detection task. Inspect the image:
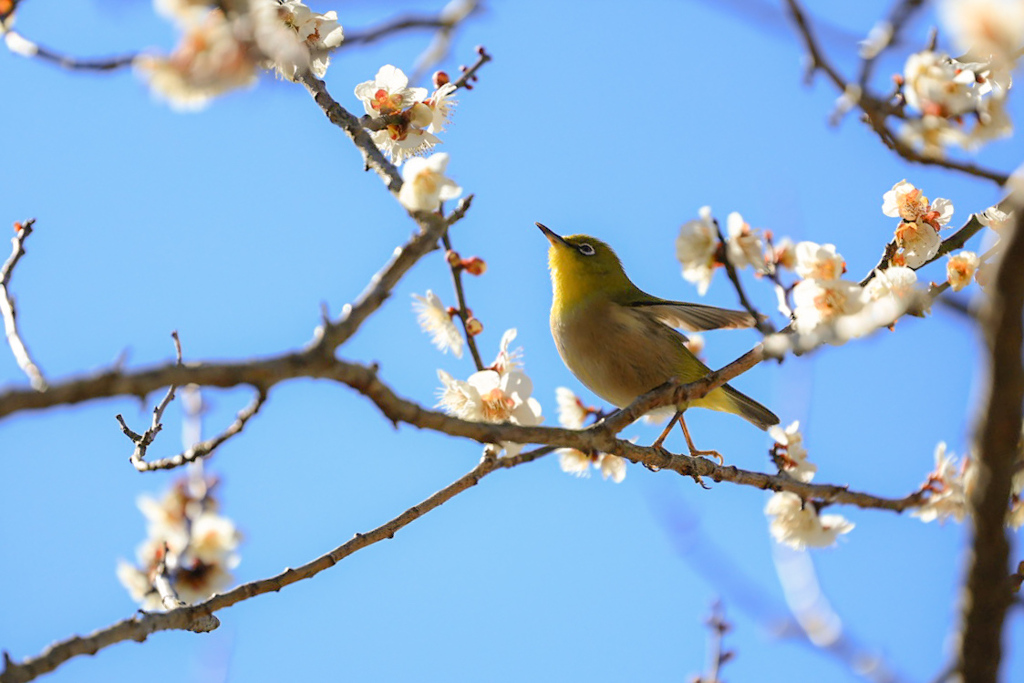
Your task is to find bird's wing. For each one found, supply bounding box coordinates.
[627,300,756,331]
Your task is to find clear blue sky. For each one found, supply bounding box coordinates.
[1,1,1021,681]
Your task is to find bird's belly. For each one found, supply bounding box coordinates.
[552,306,683,409]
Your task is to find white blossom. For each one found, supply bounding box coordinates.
[555,387,588,429]
[977,205,1014,231]
[791,279,864,334]
[412,290,463,358]
[912,442,971,524]
[770,420,817,483]
[398,153,462,212]
[558,448,593,477]
[947,251,981,291]
[765,492,854,549]
[895,219,942,268]
[598,454,627,483]
[426,82,457,134]
[794,242,845,281]
[940,0,1024,74]
[676,206,720,295]
[354,64,427,117]
[725,212,767,272]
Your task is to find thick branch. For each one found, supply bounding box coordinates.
[956,205,1024,682]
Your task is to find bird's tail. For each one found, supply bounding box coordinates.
[716,383,779,431]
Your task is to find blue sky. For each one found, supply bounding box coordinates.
[1,1,1021,681]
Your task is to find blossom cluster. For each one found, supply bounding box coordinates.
[354,65,457,164]
[117,476,242,610]
[137,0,344,110]
[554,387,627,483]
[898,0,1023,156]
[764,422,853,549]
[912,441,1024,528]
[675,207,768,294]
[434,329,543,456]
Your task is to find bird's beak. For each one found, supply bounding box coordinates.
[536,222,570,248]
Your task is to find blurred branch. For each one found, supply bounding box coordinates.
[694,601,733,683]
[115,332,183,470]
[132,388,267,472]
[341,14,452,47]
[0,219,46,390]
[956,204,1024,682]
[0,446,548,683]
[783,0,1010,186]
[0,29,135,71]
[855,0,926,90]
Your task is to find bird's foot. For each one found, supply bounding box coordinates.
[687,447,724,466]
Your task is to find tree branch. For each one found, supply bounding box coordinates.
[0,219,46,390]
[956,202,1024,682]
[0,447,547,683]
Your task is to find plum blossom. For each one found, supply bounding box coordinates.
[676,206,720,295]
[794,242,846,281]
[557,449,627,483]
[791,279,864,334]
[947,251,981,291]
[412,290,463,358]
[555,387,589,429]
[765,492,854,550]
[398,153,463,212]
[725,212,767,272]
[770,421,817,483]
[912,442,972,523]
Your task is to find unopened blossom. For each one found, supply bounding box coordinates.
[412,290,463,358]
[725,212,767,272]
[895,219,943,268]
[947,251,981,291]
[912,442,970,523]
[859,20,893,59]
[398,152,462,212]
[676,206,720,295]
[556,387,588,429]
[791,278,864,334]
[765,492,854,550]
[794,241,846,281]
[770,420,817,483]
[354,64,427,117]
[136,11,259,111]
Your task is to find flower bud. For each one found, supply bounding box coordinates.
[462,256,487,276]
[445,250,461,267]
[432,71,450,88]
[465,317,483,336]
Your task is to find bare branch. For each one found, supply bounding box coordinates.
[784,0,1009,186]
[0,449,544,683]
[341,15,452,47]
[1,30,135,71]
[713,219,775,334]
[116,332,184,469]
[956,203,1024,682]
[0,219,46,390]
[132,388,267,472]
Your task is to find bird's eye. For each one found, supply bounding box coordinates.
[578,243,596,256]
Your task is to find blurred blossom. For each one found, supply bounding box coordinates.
[263,0,344,79]
[555,387,588,429]
[676,206,720,295]
[725,212,767,272]
[941,0,1024,74]
[794,241,846,280]
[412,290,464,358]
[765,492,854,550]
[118,478,241,610]
[912,442,972,523]
[398,152,462,212]
[947,251,981,291]
[978,205,1015,230]
[770,420,817,483]
[771,237,797,270]
[557,449,626,483]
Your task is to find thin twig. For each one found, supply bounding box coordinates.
[1,30,135,71]
[132,388,267,472]
[714,220,775,334]
[341,15,451,47]
[784,0,1010,186]
[451,46,492,90]
[0,219,46,390]
[0,448,547,683]
[116,332,183,469]
[440,232,485,370]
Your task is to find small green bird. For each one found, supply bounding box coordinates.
[538,223,778,458]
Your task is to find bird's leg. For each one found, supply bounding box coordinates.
[651,410,682,451]
[678,414,724,465]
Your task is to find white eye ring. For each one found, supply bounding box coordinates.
[578,243,595,256]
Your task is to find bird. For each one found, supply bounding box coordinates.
[538,222,778,460]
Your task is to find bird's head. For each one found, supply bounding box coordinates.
[537,223,631,305]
